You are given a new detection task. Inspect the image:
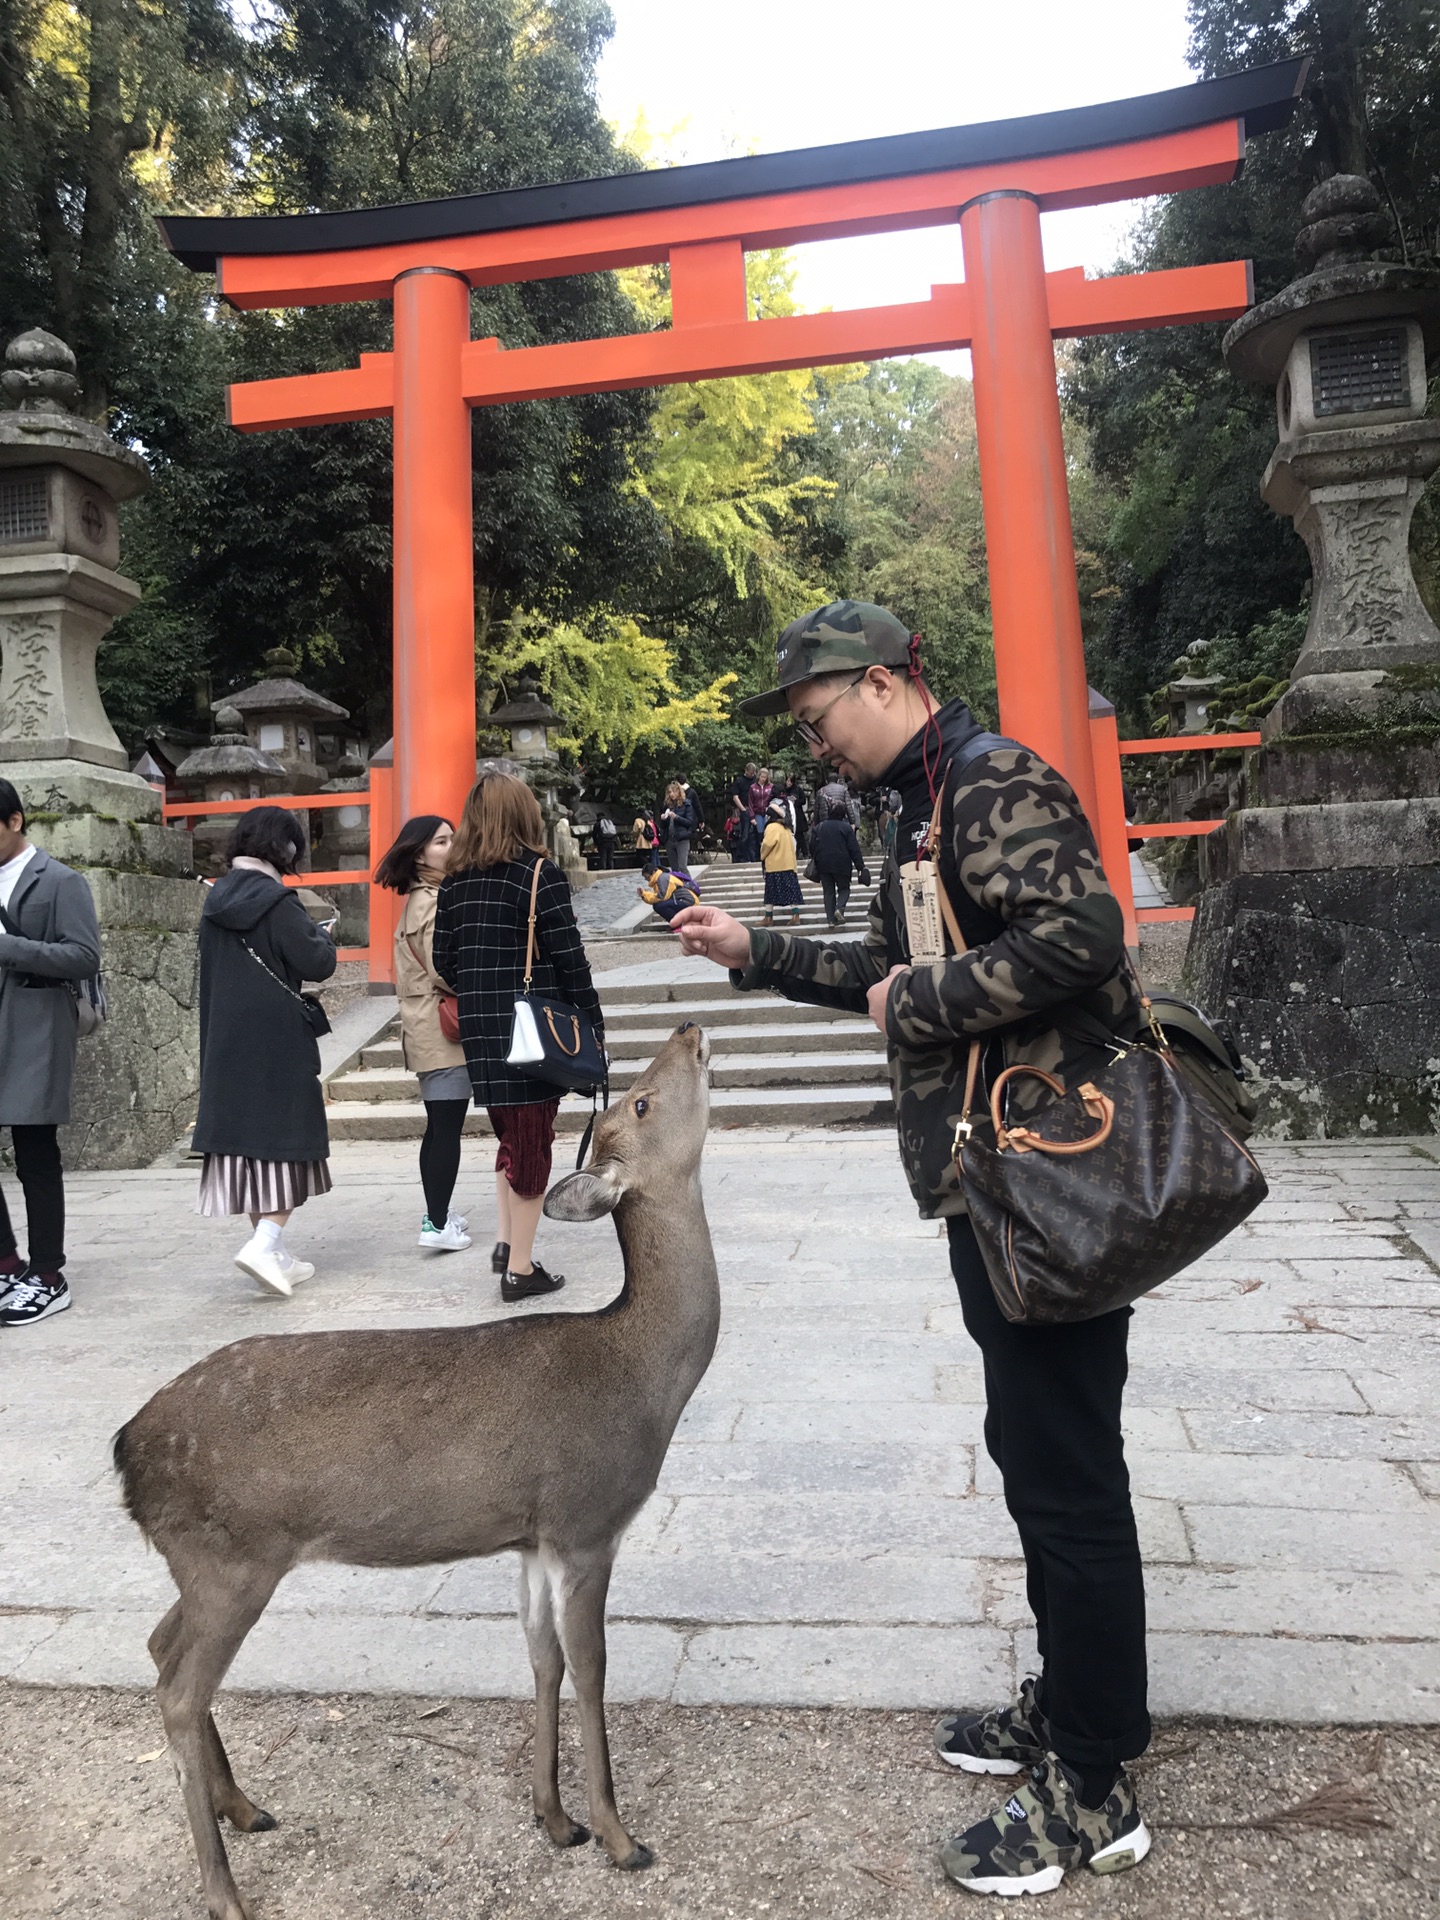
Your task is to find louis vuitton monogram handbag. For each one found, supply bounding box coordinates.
[924,777,1268,1325]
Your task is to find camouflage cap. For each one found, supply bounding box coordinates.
[738,600,914,717]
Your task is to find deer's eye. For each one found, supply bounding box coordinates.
[634,1097,650,1117]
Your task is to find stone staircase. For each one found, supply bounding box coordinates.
[324,962,893,1140]
[632,856,866,938]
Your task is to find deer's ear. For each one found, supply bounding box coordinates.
[544,1165,622,1222]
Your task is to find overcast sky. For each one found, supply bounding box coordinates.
[596,0,1198,366]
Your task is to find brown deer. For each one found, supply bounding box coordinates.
[113,1022,718,1920]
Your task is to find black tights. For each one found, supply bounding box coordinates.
[0,1124,65,1273]
[419,1100,468,1225]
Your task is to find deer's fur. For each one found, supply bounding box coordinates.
[114,1023,718,1920]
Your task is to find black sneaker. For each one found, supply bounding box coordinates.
[0,1271,71,1326]
[501,1260,565,1303]
[936,1674,1047,1775]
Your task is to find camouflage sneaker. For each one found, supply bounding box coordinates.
[935,1675,1047,1776]
[939,1755,1150,1897]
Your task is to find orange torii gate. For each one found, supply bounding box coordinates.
[159,58,1306,845]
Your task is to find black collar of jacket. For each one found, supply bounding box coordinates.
[878,699,987,867]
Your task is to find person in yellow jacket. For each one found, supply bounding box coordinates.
[375,815,472,1254]
[637,854,700,924]
[759,798,803,926]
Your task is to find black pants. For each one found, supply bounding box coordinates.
[820,874,851,921]
[0,1124,66,1272]
[595,846,615,869]
[948,1215,1150,1771]
[419,1100,468,1226]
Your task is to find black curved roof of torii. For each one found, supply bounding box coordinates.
[158,58,1308,273]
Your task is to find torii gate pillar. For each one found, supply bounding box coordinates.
[963,190,1099,822]
[393,267,476,823]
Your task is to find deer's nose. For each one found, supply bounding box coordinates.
[677,1021,698,1034]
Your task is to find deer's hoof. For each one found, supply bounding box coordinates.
[615,1842,654,1871]
[537,1814,590,1848]
[244,1808,278,1833]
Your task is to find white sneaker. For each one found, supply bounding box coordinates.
[235,1239,294,1296]
[418,1215,472,1252]
[277,1252,315,1285]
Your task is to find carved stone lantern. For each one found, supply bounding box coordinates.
[484,679,566,763]
[225,645,349,794]
[173,703,286,871]
[1184,176,1440,1136]
[0,328,150,800]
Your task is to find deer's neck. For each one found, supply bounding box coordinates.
[611,1174,720,1426]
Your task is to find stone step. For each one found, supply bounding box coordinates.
[331,1048,887,1103]
[360,1017,877,1071]
[601,995,839,1029]
[325,1081,893,1138]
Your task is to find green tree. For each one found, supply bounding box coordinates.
[1066,0,1440,726]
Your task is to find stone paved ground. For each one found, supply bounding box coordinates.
[1,1129,1437,1720]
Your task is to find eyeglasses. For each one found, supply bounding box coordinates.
[792,670,868,749]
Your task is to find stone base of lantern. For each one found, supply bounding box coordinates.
[1,756,203,1169]
[1187,796,1440,1137]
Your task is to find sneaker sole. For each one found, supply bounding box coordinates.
[938,1751,1028,1775]
[235,1254,293,1297]
[418,1237,472,1252]
[947,1822,1150,1897]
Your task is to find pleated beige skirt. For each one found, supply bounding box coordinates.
[196,1154,332,1218]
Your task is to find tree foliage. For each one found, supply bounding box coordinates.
[1066,0,1440,726]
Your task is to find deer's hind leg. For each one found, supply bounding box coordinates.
[150,1597,277,1833]
[555,1550,650,1871]
[519,1549,590,1848]
[153,1561,283,1920]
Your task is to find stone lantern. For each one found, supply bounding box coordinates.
[173,703,286,872]
[0,328,150,796]
[226,644,349,794]
[484,678,566,764]
[0,328,202,1167]
[1185,177,1440,1135]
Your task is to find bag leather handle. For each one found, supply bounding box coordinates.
[523,855,543,991]
[919,769,988,1152]
[988,1065,1115,1155]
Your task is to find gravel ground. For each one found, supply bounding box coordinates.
[3,1687,1433,1920]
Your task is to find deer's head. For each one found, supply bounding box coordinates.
[545,1023,711,1222]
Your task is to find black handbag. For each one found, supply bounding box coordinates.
[505,858,606,1094]
[924,779,1268,1325]
[239,937,332,1037]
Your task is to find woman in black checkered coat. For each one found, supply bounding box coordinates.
[433,773,602,1302]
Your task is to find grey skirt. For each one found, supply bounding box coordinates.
[197,1155,332,1218]
[417,1064,473,1102]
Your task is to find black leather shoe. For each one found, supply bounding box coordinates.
[501,1261,565,1303]
[491,1241,510,1275]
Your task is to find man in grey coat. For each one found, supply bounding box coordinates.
[0,776,101,1326]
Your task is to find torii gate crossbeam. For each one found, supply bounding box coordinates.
[159,58,1307,837]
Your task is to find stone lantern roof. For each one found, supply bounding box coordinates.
[0,328,150,499]
[226,645,349,719]
[1224,175,1440,384]
[486,686,564,728]
[173,704,285,783]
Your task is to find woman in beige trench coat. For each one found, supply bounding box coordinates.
[375,815,472,1254]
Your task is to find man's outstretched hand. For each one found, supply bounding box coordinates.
[669,903,752,969]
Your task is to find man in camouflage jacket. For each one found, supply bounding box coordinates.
[673,601,1154,1898]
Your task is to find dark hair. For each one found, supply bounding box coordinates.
[374,814,451,893]
[226,805,307,876]
[0,778,23,830]
[642,852,663,874]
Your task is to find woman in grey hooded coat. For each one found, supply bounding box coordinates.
[0,776,102,1327]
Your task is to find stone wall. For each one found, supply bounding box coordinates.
[25,803,202,1170]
